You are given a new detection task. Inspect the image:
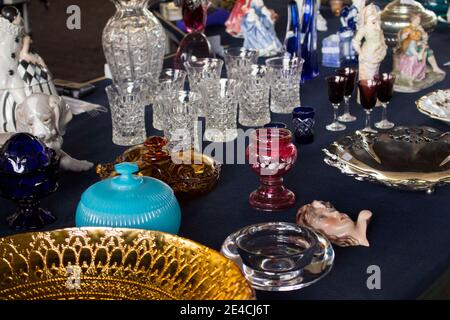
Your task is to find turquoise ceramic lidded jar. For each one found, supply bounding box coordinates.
[76,162,181,234]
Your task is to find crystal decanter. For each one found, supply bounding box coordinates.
[102,0,166,84]
[174,0,214,69]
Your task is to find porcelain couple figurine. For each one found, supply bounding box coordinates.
[0,6,93,172]
[297,200,372,247]
[225,0,282,56]
[392,14,445,92]
[225,0,326,56]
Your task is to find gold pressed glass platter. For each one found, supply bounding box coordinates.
[416,89,450,125]
[0,228,255,300]
[323,127,450,193]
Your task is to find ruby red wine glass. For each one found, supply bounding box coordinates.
[374,73,396,129]
[336,67,357,122]
[358,79,379,133]
[325,75,347,131]
[246,128,297,212]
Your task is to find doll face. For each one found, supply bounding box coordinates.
[411,15,421,27]
[306,203,356,237]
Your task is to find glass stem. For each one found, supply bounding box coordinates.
[344,96,350,115]
[365,110,371,129]
[333,104,340,123]
[382,102,388,122]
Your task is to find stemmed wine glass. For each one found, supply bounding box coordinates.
[375,73,396,129]
[358,79,379,133]
[336,67,357,122]
[325,75,347,131]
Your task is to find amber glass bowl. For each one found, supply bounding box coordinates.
[0,228,255,300]
[96,136,221,197]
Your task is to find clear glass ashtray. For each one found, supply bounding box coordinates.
[221,222,334,291]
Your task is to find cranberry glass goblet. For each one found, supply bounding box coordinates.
[374,73,396,129]
[325,75,347,132]
[358,79,379,133]
[246,128,297,212]
[336,67,357,122]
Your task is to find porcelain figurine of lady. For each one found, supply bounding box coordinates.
[225,0,251,37]
[392,14,445,92]
[352,4,387,81]
[339,0,366,62]
[241,0,283,57]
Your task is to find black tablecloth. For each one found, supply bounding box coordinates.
[0,7,449,300]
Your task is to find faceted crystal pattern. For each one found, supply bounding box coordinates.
[102,0,166,84]
[224,48,259,81]
[151,69,187,131]
[106,83,147,146]
[266,56,303,114]
[239,65,271,127]
[185,58,224,117]
[200,79,239,142]
[158,91,201,152]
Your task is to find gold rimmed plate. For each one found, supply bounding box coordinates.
[416,89,450,125]
[0,228,255,300]
[323,127,450,193]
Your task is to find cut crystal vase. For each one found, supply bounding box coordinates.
[102,0,166,84]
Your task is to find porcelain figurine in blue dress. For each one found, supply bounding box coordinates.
[339,0,366,62]
[241,0,283,57]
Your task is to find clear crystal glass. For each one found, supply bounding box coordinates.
[150,69,187,131]
[266,56,304,114]
[224,47,259,80]
[239,64,271,127]
[102,0,166,84]
[199,78,239,143]
[106,81,147,146]
[184,58,224,117]
[157,90,201,152]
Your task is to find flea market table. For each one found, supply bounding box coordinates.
[0,6,449,300]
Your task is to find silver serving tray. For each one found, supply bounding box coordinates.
[416,89,450,125]
[323,127,450,193]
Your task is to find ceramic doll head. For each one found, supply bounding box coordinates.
[296,200,372,247]
[1,6,22,26]
[361,4,380,27]
[411,14,421,27]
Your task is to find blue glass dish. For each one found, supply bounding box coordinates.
[0,133,59,230]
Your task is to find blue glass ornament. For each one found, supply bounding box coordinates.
[0,133,59,230]
[299,0,319,81]
[284,0,301,57]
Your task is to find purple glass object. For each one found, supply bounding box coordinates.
[174,0,214,69]
[325,75,346,131]
[374,73,396,130]
[336,67,357,122]
[358,79,379,133]
[0,133,59,230]
[247,128,297,212]
[182,0,209,33]
[292,106,315,144]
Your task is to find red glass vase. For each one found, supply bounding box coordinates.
[174,0,214,69]
[182,0,209,33]
[247,128,297,211]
